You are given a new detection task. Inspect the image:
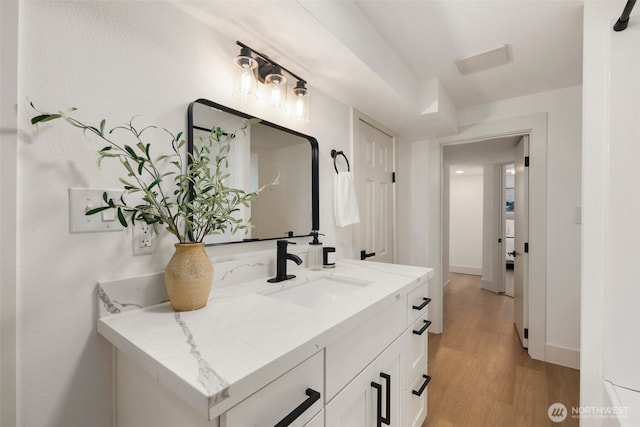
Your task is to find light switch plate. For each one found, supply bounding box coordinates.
[69,188,124,233]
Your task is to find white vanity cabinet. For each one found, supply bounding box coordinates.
[325,279,431,427]
[99,262,432,427]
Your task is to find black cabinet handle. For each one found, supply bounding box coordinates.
[412,297,431,311]
[380,372,391,425]
[371,372,391,427]
[412,320,432,335]
[371,381,383,427]
[360,250,376,260]
[274,388,321,427]
[412,374,431,397]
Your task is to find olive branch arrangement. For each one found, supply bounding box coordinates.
[31,103,272,243]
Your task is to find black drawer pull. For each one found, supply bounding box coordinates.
[412,374,431,397]
[412,297,431,311]
[274,388,321,427]
[380,372,391,425]
[412,320,432,335]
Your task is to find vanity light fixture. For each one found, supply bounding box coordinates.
[233,41,310,120]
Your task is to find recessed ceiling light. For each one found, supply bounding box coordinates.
[455,44,511,75]
[455,170,465,174]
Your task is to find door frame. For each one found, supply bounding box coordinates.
[430,113,547,361]
[351,109,397,263]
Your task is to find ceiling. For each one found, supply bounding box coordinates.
[173,0,584,140]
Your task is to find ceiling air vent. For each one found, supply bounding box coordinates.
[455,44,511,75]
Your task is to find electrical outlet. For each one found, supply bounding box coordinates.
[133,222,155,256]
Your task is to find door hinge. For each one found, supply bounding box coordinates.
[524,156,530,167]
[524,328,529,339]
[524,242,529,253]
[392,172,396,183]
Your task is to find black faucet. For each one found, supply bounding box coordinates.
[268,240,303,283]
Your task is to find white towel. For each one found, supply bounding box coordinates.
[334,171,360,227]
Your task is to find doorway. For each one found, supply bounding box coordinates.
[443,135,530,348]
[420,113,547,360]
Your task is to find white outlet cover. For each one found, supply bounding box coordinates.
[69,188,124,233]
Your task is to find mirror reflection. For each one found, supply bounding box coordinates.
[188,99,319,245]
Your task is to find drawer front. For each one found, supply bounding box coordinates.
[326,295,405,401]
[407,280,430,326]
[406,311,430,385]
[222,351,323,427]
[405,372,430,427]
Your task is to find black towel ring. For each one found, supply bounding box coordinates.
[331,149,350,173]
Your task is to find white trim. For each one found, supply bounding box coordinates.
[0,1,18,425]
[545,344,580,370]
[442,279,451,295]
[449,265,482,276]
[429,113,547,361]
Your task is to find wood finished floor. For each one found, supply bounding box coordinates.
[423,273,579,427]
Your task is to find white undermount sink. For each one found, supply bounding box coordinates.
[261,275,373,308]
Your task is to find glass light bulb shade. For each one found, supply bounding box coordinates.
[293,90,310,121]
[265,73,287,112]
[233,55,258,101]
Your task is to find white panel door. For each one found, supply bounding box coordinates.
[513,136,529,348]
[356,119,394,263]
[603,20,640,393]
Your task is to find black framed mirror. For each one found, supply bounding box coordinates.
[187,99,319,245]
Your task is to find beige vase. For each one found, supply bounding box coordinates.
[164,242,213,311]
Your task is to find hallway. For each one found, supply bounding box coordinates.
[423,273,579,427]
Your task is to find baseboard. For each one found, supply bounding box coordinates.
[545,344,580,370]
[443,279,451,295]
[449,265,482,276]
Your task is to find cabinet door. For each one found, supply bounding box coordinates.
[326,336,404,427]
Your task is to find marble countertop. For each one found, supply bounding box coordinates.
[97,259,432,420]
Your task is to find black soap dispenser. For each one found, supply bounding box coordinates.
[308,231,323,271]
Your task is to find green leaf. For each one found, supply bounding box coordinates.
[99,119,105,135]
[85,206,111,216]
[117,208,127,227]
[124,145,137,159]
[31,114,61,125]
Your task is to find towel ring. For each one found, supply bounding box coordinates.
[331,149,350,173]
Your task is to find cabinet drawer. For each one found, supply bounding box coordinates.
[222,351,323,427]
[405,372,430,427]
[407,280,430,326]
[326,295,405,401]
[406,312,430,386]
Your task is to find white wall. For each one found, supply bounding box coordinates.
[9,1,353,425]
[448,173,483,275]
[401,85,582,365]
[582,2,640,421]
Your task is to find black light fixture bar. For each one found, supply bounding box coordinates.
[236,41,306,84]
[614,0,637,31]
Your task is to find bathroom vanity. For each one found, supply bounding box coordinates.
[98,259,432,427]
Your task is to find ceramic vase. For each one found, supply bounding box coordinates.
[164,242,213,311]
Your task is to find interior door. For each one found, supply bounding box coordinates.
[355,119,395,263]
[513,136,529,347]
